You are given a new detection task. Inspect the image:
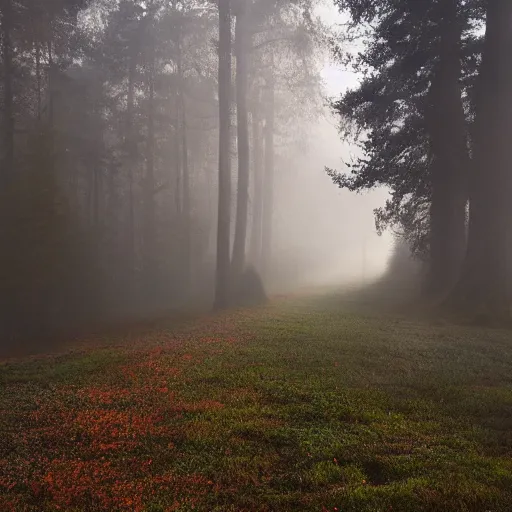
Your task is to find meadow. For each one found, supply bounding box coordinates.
[1,290,512,511]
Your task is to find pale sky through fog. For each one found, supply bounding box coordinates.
[293,2,393,284]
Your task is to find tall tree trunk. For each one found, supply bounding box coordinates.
[250,93,264,269]
[2,0,14,182]
[47,40,54,130]
[177,36,191,293]
[214,0,232,310]
[426,0,468,298]
[232,2,250,279]
[92,163,100,229]
[36,42,42,121]
[126,46,137,286]
[144,51,157,286]
[89,104,101,231]
[174,110,183,218]
[262,72,275,280]
[451,0,512,314]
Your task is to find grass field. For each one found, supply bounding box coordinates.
[2,290,512,511]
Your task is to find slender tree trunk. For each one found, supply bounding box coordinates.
[88,105,101,230]
[2,0,14,182]
[214,0,232,310]
[232,3,250,280]
[174,112,183,219]
[144,52,157,285]
[180,109,191,291]
[47,40,54,130]
[126,47,137,286]
[177,37,191,292]
[36,42,42,121]
[451,0,512,314]
[92,163,100,229]
[425,0,468,298]
[261,72,275,280]
[250,93,264,269]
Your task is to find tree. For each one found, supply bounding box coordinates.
[214,0,232,310]
[262,65,275,279]
[249,87,264,266]
[450,0,512,313]
[330,0,483,294]
[231,0,250,279]
[1,0,14,183]
[425,0,469,296]
[247,0,325,281]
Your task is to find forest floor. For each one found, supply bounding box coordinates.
[2,288,512,511]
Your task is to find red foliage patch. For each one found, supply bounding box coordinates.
[0,310,259,510]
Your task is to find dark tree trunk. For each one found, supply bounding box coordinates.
[36,42,42,121]
[177,37,191,293]
[92,162,100,229]
[171,0,182,222]
[2,0,14,182]
[214,0,232,310]
[425,0,468,297]
[126,46,137,285]
[451,0,512,314]
[47,40,55,130]
[250,93,264,269]
[262,73,275,280]
[232,3,250,279]
[144,45,157,285]
[89,104,101,231]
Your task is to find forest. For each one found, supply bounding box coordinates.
[2,0,512,511]
[0,0,326,346]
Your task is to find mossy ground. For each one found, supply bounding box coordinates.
[1,290,512,511]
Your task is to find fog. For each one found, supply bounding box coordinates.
[270,113,392,292]
[268,5,393,293]
[0,0,396,352]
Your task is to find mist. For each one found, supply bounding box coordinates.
[270,114,391,292]
[0,0,395,354]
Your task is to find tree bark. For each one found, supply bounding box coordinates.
[89,104,101,230]
[232,2,250,279]
[47,40,55,130]
[262,71,275,280]
[126,44,137,285]
[249,91,264,269]
[425,0,468,298]
[144,39,157,286]
[214,0,232,310]
[2,0,14,182]
[450,0,512,314]
[36,42,42,121]
[177,36,191,292]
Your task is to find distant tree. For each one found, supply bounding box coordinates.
[0,128,99,344]
[248,0,325,280]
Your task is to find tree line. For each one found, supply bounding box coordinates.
[0,0,323,345]
[330,0,512,315]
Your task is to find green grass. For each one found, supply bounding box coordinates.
[1,290,512,511]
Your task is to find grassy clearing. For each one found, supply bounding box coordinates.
[1,291,512,511]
